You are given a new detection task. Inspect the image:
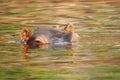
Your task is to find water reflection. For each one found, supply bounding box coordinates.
[22,44,30,59]
[22,42,74,59]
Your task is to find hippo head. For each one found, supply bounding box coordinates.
[21,24,79,49]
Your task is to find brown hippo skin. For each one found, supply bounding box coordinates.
[21,24,79,49]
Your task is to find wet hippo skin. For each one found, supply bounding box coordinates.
[21,24,79,49]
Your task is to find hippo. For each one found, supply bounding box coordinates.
[21,24,79,49]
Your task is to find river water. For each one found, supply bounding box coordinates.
[0,0,120,80]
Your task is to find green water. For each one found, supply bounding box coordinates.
[0,0,120,80]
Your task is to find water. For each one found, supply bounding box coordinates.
[0,0,120,80]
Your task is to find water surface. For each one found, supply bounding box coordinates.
[0,0,120,80]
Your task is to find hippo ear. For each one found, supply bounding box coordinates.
[64,24,74,32]
[21,27,31,41]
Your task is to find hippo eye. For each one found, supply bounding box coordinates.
[35,40,41,43]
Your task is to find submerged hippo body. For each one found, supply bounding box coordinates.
[21,24,79,49]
